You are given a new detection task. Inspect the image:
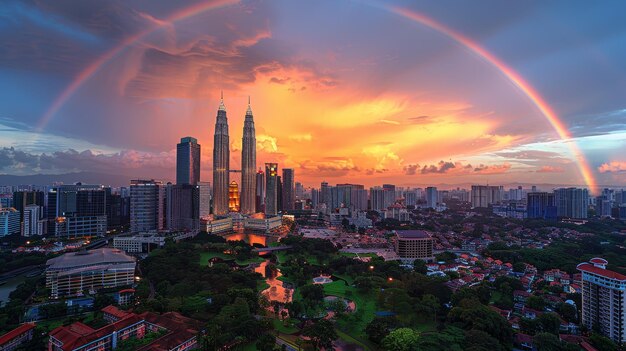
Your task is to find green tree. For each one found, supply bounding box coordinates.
[365,318,394,344]
[301,319,337,350]
[256,334,276,351]
[526,295,546,311]
[533,333,562,351]
[589,333,617,351]
[558,303,577,323]
[413,259,428,274]
[538,312,561,335]
[381,328,420,351]
[463,329,504,351]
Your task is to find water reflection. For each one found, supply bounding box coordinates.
[256,260,292,304]
[223,232,277,247]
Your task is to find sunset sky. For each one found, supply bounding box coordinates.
[1,0,625,190]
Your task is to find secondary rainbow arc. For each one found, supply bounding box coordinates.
[382,5,597,192]
[35,0,597,192]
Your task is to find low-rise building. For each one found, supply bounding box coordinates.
[49,306,202,351]
[113,233,166,253]
[394,230,434,263]
[45,248,136,298]
[0,323,35,351]
[243,214,282,233]
[201,216,233,234]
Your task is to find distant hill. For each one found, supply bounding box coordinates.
[0,172,163,187]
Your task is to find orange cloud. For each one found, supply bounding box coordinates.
[598,161,626,173]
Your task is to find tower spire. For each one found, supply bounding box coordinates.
[218,90,226,111]
[246,95,253,115]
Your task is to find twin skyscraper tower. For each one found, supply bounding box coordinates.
[212,93,257,215]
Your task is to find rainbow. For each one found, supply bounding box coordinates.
[36,0,597,192]
[384,5,597,192]
[36,0,239,132]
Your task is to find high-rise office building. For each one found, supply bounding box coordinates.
[425,187,438,209]
[13,191,45,222]
[282,169,295,211]
[130,179,165,233]
[212,93,230,215]
[405,190,417,207]
[577,258,626,344]
[526,192,556,219]
[554,187,588,219]
[264,163,278,216]
[255,169,265,213]
[229,181,240,212]
[240,98,256,214]
[471,185,503,208]
[596,188,615,218]
[166,183,200,230]
[277,176,283,212]
[320,182,330,206]
[198,181,211,219]
[311,188,320,209]
[23,204,43,236]
[176,136,201,185]
[0,208,20,237]
[47,184,107,238]
[295,182,304,200]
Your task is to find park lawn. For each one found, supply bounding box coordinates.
[272,318,300,334]
[198,252,234,265]
[322,281,377,343]
[333,273,356,285]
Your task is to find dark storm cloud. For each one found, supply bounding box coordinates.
[0,147,174,176]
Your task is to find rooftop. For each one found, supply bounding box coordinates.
[46,248,135,270]
[396,230,431,239]
[0,323,35,346]
[577,262,626,281]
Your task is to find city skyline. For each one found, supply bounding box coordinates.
[0,1,625,192]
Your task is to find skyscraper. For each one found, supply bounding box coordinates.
[212,93,230,215]
[265,163,278,216]
[554,187,588,219]
[130,179,165,233]
[526,192,556,219]
[471,185,503,208]
[282,168,295,211]
[425,187,438,209]
[176,137,201,185]
[240,98,256,214]
[255,169,265,213]
[166,183,199,230]
[47,184,107,238]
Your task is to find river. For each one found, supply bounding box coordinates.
[0,272,32,307]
